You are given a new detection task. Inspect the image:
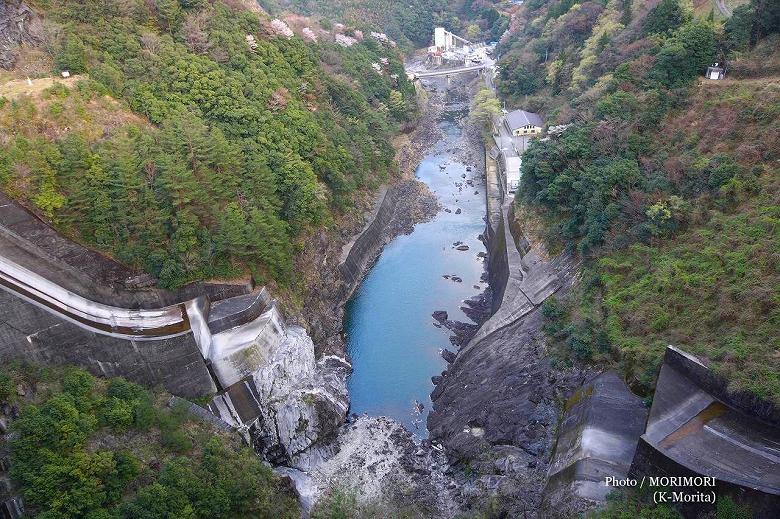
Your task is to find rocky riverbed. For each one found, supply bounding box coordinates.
[264,72,460,515]
[270,69,586,517]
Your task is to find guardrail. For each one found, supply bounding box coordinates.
[0,256,211,352]
[411,63,490,79]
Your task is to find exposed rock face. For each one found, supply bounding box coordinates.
[428,146,587,516]
[277,417,459,518]
[0,1,43,69]
[428,294,587,516]
[207,323,350,465]
[251,327,350,463]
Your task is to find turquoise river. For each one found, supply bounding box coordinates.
[345,101,487,433]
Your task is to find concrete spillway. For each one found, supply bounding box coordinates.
[0,256,205,342]
[0,191,351,465]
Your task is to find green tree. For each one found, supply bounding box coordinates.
[470,88,501,136]
[651,22,716,87]
[644,0,689,35]
[499,62,541,96]
[724,5,755,52]
[749,0,780,44]
[56,35,88,73]
[387,90,406,120]
[621,0,632,26]
[155,0,183,33]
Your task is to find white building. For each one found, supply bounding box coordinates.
[492,110,545,194]
[505,156,522,193]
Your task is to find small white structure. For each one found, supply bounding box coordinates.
[434,27,448,49]
[61,70,70,78]
[706,63,725,80]
[505,156,522,193]
[433,27,472,53]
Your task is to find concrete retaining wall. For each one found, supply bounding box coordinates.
[629,346,780,518]
[484,206,509,314]
[544,371,647,509]
[0,289,216,397]
[338,186,397,293]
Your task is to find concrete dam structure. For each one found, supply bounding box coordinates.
[0,192,320,388]
[630,346,780,517]
[0,247,290,397]
[0,191,352,466]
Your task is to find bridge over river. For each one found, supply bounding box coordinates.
[407,26,496,81]
[408,62,492,79]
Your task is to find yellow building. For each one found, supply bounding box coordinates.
[504,109,543,137]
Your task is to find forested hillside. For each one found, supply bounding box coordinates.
[261,0,510,48]
[498,0,779,402]
[0,0,416,288]
[0,364,299,518]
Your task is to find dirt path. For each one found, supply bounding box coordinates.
[0,74,85,99]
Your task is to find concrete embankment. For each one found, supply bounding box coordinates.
[338,185,396,295]
[630,346,780,517]
[427,146,584,515]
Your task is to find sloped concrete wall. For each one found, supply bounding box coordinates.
[0,289,215,397]
[339,186,396,292]
[629,347,780,518]
[484,207,509,313]
[544,371,647,508]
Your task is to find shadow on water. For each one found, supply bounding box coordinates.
[345,108,486,435]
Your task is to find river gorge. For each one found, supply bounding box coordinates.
[345,87,488,433]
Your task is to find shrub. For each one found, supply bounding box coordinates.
[6,366,299,517]
[0,373,13,401]
[644,0,689,35]
[55,35,88,73]
[160,428,193,453]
